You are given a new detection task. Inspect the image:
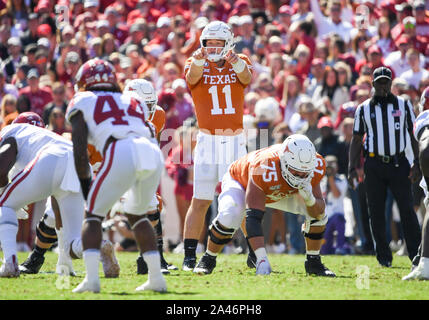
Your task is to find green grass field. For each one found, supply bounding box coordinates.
[1,252,429,300]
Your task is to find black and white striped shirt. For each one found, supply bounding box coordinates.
[353,95,415,156]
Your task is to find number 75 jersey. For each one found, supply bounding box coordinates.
[184,54,252,135]
[66,91,155,153]
[229,144,326,204]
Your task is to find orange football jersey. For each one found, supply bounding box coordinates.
[229,145,326,204]
[149,105,165,135]
[184,54,252,135]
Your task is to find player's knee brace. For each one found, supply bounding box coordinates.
[245,208,265,239]
[36,214,58,248]
[208,219,236,245]
[302,215,327,240]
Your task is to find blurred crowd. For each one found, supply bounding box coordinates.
[0,0,428,256]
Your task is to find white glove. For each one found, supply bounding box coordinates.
[298,182,316,207]
[255,257,272,275]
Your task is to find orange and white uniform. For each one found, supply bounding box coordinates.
[184,54,252,200]
[214,144,326,230]
[148,105,166,136]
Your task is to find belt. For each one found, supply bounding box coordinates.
[367,152,405,165]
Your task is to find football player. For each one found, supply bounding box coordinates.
[0,113,104,277]
[182,20,253,271]
[17,114,115,276]
[403,87,429,280]
[124,79,177,275]
[194,134,336,277]
[67,58,166,293]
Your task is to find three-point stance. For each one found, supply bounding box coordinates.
[194,134,335,277]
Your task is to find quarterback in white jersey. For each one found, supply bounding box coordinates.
[0,113,85,277]
[404,87,429,280]
[66,58,166,293]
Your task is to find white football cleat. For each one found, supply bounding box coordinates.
[255,257,272,275]
[136,275,167,293]
[56,229,76,276]
[72,278,100,293]
[402,263,429,281]
[100,240,120,278]
[0,255,20,278]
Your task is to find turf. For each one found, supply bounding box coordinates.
[1,252,429,300]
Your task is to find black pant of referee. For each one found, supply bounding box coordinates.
[364,153,421,265]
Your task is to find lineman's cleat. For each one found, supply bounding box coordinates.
[193,253,217,274]
[160,256,171,275]
[182,256,196,271]
[0,255,20,278]
[136,275,167,293]
[19,251,45,274]
[403,259,429,280]
[100,240,120,278]
[305,255,336,277]
[72,277,100,293]
[255,257,271,275]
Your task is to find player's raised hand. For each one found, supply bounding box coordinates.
[193,47,208,60]
[225,49,239,64]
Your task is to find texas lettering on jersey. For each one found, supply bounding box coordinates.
[184,54,252,135]
[229,144,326,204]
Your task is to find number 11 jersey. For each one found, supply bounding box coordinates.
[66,91,155,154]
[184,54,253,135]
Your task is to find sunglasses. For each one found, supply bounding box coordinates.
[404,23,415,29]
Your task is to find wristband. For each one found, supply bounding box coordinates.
[79,177,92,200]
[231,57,246,73]
[192,58,206,67]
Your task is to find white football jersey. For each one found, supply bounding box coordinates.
[66,91,155,153]
[414,110,429,141]
[0,124,73,170]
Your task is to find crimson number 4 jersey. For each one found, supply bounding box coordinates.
[66,91,156,153]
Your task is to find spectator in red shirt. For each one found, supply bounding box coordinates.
[127,0,161,24]
[160,0,191,21]
[402,16,428,54]
[19,68,53,117]
[104,6,129,44]
[414,1,429,41]
[147,16,172,51]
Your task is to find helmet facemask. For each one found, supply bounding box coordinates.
[200,21,234,62]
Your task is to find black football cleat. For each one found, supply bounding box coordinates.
[160,255,170,275]
[247,250,257,269]
[182,256,197,271]
[19,251,45,274]
[305,255,336,277]
[136,255,148,275]
[193,253,217,274]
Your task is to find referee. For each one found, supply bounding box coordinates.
[348,67,421,267]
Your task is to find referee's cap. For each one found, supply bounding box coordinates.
[373,67,392,82]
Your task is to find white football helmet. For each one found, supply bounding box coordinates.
[200,21,234,62]
[279,134,316,189]
[124,79,158,117]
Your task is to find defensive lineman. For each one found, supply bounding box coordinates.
[0,114,91,277]
[66,58,166,293]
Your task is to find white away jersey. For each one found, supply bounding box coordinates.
[0,124,73,170]
[414,110,429,141]
[66,91,155,153]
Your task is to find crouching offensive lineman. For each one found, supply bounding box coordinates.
[194,134,335,277]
